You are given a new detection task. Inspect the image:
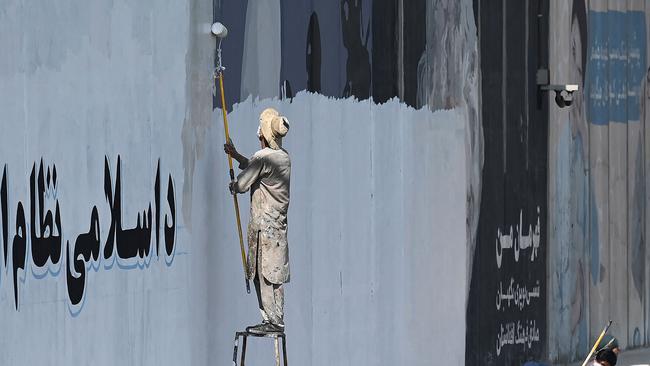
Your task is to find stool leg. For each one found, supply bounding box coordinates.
[274,337,280,366]
[232,333,240,366]
[281,335,288,366]
[240,335,247,366]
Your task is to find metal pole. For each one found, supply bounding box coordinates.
[215,39,250,294]
[580,320,613,366]
[232,333,240,366]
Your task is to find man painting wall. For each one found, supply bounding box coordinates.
[224,108,291,334]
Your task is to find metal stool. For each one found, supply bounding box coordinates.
[232,330,288,366]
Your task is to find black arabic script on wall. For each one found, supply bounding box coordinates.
[0,156,176,313]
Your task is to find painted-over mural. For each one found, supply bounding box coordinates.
[548,0,650,363]
[213,0,482,256]
[215,0,427,106]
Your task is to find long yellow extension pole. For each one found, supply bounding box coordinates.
[216,70,250,294]
[581,320,612,366]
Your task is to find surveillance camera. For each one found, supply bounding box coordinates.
[554,89,575,108]
[540,84,579,108]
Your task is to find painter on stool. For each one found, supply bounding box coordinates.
[224,108,291,334]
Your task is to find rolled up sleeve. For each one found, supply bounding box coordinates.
[233,154,264,193]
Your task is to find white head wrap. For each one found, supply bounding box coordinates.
[259,108,289,150]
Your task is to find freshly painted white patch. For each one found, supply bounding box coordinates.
[206,92,468,366]
[417,0,482,291]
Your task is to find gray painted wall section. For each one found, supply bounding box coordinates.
[0,1,470,365]
[209,95,468,366]
[418,0,482,290]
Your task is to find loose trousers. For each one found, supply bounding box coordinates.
[253,232,285,326]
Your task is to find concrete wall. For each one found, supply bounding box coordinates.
[0,1,471,365]
[548,0,650,362]
[210,95,467,366]
[210,1,473,365]
[10,0,640,364]
[466,1,549,364]
[0,0,216,364]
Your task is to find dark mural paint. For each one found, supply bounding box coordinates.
[341,0,371,100]
[313,1,354,98]
[280,0,312,96]
[214,0,423,108]
[370,0,396,103]
[402,0,426,108]
[466,0,549,365]
[213,0,248,110]
[280,80,293,101]
[306,12,322,93]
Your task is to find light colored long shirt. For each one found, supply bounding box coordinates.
[233,147,291,284]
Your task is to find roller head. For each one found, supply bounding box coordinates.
[211,22,228,38]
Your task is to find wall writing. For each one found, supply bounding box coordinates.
[494,208,543,357]
[466,0,549,364]
[0,156,176,315]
